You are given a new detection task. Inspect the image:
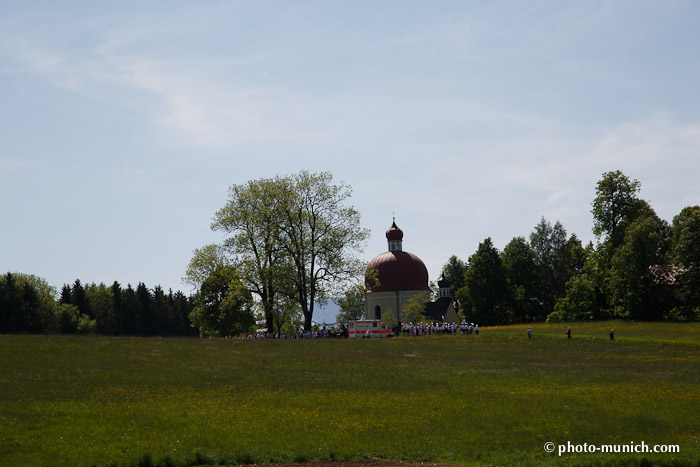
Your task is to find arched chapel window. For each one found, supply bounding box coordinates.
[374,305,381,320]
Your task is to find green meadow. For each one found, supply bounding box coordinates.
[2,322,700,466]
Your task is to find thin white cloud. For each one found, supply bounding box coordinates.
[1,29,278,148]
[0,155,33,171]
[383,17,475,55]
[1,34,65,78]
[589,113,700,169]
[2,4,588,156]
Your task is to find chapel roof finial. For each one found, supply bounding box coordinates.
[386,218,404,242]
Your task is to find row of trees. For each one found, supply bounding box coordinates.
[441,219,586,325]
[0,274,196,335]
[185,170,368,336]
[6,170,696,335]
[444,171,700,325]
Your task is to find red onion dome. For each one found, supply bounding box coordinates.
[366,250,429,292]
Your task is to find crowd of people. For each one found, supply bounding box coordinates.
[246,328,342,339]
[399,321,479,337]
[245,320,482,339]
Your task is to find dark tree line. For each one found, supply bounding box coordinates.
[1,274,196,336]
[445,218,587,325]
[445,171,700,325]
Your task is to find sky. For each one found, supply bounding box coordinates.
[2,0,700,300]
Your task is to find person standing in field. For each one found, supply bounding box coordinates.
[566,327,571,339]
[527,328,532,339]
[610,329,615,341]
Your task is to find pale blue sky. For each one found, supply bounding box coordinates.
[2,1,700,295]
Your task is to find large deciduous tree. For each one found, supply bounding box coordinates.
[210,177,294,333]
[591,170,646,248]
[197,171,368,331]
[277,171,369,330]
[552,171,669,322]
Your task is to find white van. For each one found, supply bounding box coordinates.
[348,320,394,338]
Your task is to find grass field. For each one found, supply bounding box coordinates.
[1,321,700,466]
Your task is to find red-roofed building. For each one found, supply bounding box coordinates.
[365,219,431,322]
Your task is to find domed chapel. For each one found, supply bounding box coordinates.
[364,219,459,324]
